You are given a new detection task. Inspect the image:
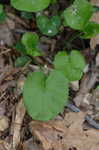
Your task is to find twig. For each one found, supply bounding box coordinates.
[0,49,11,56]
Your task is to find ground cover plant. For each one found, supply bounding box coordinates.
[0,0,99,149]
[10,0,99,121]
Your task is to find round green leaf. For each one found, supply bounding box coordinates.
[63,0,93,30]
[11,0,51,12]
[23,70,69,121]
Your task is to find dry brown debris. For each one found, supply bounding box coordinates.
[30,112,99,150]
[91,0,99,6]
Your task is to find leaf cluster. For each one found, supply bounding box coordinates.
[11,0,99,38]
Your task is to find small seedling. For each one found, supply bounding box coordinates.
[36,13,61,36]
[21,32,41,56]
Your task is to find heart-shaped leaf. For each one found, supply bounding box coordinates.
[11,0,51,12]
[54,50,86,81]
[23,70,69,121]
[63,0,93,30]
[36,14,61,36]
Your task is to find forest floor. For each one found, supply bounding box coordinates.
[0,0,99,150]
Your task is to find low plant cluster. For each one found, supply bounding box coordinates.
[1,0,98,121]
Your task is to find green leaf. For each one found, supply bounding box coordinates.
[64,66,83,81]
[96,86,99,90]
[54,51,70,75]
[15,41,27,54]
[22,32,39,49]
[21,32,41,56]
[36,14,61,36]
[82,22,99,39]
[0,4,6,23]
[0,12,6,23]
[15,56,31,67]
[70,50,86,70]
[63,0,93,30]
[11,0,51,12]
[54,50,86,81]
[23,70,69,121]
[0,4,3,14]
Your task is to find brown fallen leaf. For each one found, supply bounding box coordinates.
[63,112,99,150]
[0,116,9,131]
[30,117,67,150]
[96,52,99,67]
[23,138,42,150]
[91,0,99,6]
[12,98,26,150]
[73,71,98,107]
[70,81,79,91]
[30,112,99,150]
[90,12,99,49]
[0,21,15,46]
[0,141,11,150]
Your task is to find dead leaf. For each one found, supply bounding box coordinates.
[12,98,26,150]
[74,72,98,107]
[90,35,99,49]
[91,0,99,6]
[90,12,99,49]
[70,81,79,91]
[96,52,99,67]
[0,116,9,131]
[30,112,99,150]
[23,138,42,150]
[30,118,67,150]
[63,112,99,150]
[0,141,11,150]
[0,22,14,46]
